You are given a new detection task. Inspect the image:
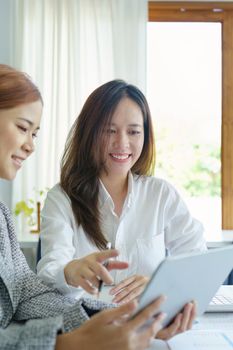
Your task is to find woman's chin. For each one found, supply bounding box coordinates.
[0,170,17,181]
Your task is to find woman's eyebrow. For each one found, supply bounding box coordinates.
[128,124,143,127]
[109,123,143,127]
[17,117,40,130]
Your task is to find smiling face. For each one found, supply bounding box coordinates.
[0,100,42,180]
[100,97,144,181]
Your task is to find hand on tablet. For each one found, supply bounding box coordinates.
[156,302,196,340]
[110,275,149,303]
[56,296,166,350]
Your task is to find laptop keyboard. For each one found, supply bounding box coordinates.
[210,295,233,305]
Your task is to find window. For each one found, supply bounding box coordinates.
[147,21,221,234]
[148,2,233,233]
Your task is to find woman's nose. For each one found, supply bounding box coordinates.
[22,137,35,154]
[113,132,129,148]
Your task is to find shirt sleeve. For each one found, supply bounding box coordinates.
[2,296,112,350]
[162,182,207,255]
[0,317,63,350]
[13,271,110,333]
[37,185,84,297]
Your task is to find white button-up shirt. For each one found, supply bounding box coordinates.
[37,173,206,299]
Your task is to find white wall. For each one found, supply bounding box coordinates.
[0,0,13,63]
[0,0,13,208]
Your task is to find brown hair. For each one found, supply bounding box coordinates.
[0,64,42,109]
[61,80,155,249]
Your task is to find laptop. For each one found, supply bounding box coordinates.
[207,285,233,312]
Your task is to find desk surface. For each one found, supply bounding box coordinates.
[18,231,39,249]
[205,229,233,248]
[148,306,233,349]
[167,312,233,349]
[98,286,233,350]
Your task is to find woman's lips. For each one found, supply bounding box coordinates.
[11,155,25,168]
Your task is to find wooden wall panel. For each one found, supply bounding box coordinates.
[222,11,233,228]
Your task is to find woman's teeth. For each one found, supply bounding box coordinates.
[111,154,130,160]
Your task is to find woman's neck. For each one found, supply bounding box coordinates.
[100,173,129,216]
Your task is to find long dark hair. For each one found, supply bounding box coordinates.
[61,80,155,249]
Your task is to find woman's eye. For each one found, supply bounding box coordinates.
[32,133,38,139]
[107,129,116,134]
[128,130,141,135]
[17,125,27,133]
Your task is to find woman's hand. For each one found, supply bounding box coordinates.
[156,302,196,340]
[109,275,149,304]
[56,296,166,350]
[64,249,128,294]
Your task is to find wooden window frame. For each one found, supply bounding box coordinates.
[148,2,233,229]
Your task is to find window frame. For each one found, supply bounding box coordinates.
[148,1,233,230]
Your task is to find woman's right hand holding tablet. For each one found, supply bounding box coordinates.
[56,296,166,350]
[64,249,128,294]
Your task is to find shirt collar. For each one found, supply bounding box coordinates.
[126,172,134,208]
[99,178,112,208]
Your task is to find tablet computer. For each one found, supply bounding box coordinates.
[132,245,233,327]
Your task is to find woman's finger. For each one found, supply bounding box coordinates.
[79,267,101,289]
[111,275,148,296]
[112,278,141,300]
[107,260,129,271]
[89,257,128,285]
[113,285,145,304]
[157,313,182,340]
[187,302,196,329]
[112,276,148,303]
[94,249,120,263]
[78,276,98,294]
[149,312,167,338]
[91,300,138,325]
[128,296,165,330]
[110,275,137,295]
[179,303,193,332]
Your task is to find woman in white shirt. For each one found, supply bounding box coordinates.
[37,79,206,339]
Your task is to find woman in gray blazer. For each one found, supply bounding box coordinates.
[0,64,166,350]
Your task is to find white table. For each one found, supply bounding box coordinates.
[205,229,233,248]
[138,310,233,350]
[18,231,39,271]
[98,286,233,349]
[167,312,233,349]
[18,231,39,249]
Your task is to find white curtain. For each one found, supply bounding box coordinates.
[12,0,147,221]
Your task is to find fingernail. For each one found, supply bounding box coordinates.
[161,312,167,319]
[161,295,167,301]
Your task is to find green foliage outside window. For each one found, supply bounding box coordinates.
[155,128,221,197]
[182,145,220,196]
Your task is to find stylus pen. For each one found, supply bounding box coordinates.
[97,242,112,298]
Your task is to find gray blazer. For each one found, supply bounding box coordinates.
[0,202,108,349]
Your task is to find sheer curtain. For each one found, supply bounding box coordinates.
[12,0,147,224]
